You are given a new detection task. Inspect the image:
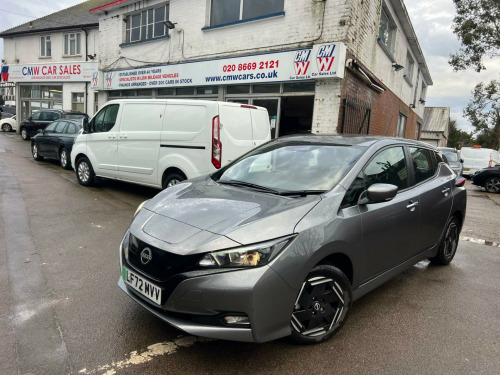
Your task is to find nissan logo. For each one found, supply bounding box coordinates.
[313,302,321,311]
[140,248,153,265]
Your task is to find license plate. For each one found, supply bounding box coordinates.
[464,168,470,171]
[123,267,162,305]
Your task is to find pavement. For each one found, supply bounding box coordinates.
[0,131,499,375]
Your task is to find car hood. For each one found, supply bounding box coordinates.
[130,176,321,255]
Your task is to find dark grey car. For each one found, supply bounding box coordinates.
[118,135,467,344]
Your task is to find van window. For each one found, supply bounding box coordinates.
[93,104,119,132]
[164,104,206,132]
[219,105,252,141]
[120,103,165,132]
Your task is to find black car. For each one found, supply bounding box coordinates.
[20,109,88,141]
[31,119,83,169]
[472,164,500,193]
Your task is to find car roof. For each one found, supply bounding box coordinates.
[276,134,439,149]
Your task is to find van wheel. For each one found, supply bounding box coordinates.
[76,157,95,186]
[290,265,352,345]
[60,148,71,170]
[21,128,30,140]
[162,173,185,189]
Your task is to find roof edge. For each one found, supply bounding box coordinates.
[90,0,131,14]
[0,23,99,37]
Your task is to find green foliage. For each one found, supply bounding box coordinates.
[464,80,500,150]
[449,0,500,72]
[448,119,474,148]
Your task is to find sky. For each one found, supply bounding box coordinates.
[1,0,499,133]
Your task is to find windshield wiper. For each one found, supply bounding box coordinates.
[217,180,282,195]
[279,190,327,197]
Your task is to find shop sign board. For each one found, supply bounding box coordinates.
[3,62,99,83]
[103,43,346,90]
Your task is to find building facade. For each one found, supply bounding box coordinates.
[1,0,432,139]
[421,107,450,147]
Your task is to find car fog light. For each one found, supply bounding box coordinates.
[223,315,250,326]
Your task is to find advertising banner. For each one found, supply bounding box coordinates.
[3,62,99,83]
[103,43,346,90]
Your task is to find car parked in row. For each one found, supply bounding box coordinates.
[31,119,83,169]
[118,135,467,344]
[0,105,16,119]
[472,163,500,193]
[439,147,463,176]
[20,109,88,140]
[0,115,17,132]
[460,146,500,178]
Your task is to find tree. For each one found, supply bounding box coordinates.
[449,0,500,72]
[448,119,474,149]
[464,80,500,150]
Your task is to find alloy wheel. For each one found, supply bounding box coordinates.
[78,161,90,183]
[21,129,27,140]
[32,144,38,159]
[60,150,68,168]
[485,177,500,193]
[292,276,346,337]
[443,221,458,259]
[167,179,181,187]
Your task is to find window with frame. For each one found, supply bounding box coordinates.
[91,104,119,133]
[72,93,84,112]
[409,147,437,184]
[210,0,284,27]
[397,114,406,138]
[64,33,81,56]
[125,4,169,43]
[54,121,67,133]
[378,7,395,52]
[404,51,414,81]
[420,82,427,102]
[40,36,51,57]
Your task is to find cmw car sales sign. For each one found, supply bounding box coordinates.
[102,43,346,90]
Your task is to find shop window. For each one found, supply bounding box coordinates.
[197,86,219,95]
[227,85,250,94]
[378,7,396,53]
[158,88,175,96]
[125,4,169,43]
[176,87,195,96]
[136,89,153,97]
[253,84,280,94]
[40,36,51,57]
[64,33,81,56]
[282,82,316,93]
[397,113,407,138]
[72,93,84,112]
[210,0,284,27]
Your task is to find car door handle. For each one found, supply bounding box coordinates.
[109,135,116,139]
[406,201,419,211]
[120,134,127,139]
[442,187,450,196]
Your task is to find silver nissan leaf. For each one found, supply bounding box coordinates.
[118,135,466,344]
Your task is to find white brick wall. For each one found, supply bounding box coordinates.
[311,79,342,134]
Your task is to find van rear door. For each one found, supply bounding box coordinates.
[116,102,165,186]
[218,103,253,165]
[250,107,271,147]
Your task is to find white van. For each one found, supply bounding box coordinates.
[71,99,271,189]
[460,147,500,177]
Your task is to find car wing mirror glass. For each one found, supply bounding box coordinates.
[83,117,92,134]
[358,183,398,205]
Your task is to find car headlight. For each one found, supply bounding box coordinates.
[198,236,296,268]
[134,200,149,217]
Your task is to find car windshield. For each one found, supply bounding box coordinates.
[443,151,458,162]
[214,141,364,193]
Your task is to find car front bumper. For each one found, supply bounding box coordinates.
[118,263,298,343]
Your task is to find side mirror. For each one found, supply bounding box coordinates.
[83,118,91,134]
[358,183,398,205]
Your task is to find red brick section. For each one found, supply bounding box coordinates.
[338,66,423,140]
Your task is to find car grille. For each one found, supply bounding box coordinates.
[127,234,200,281]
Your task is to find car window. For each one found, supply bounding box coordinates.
[54,121,67,133]
[409,147,437,184]
[364,146,408,190]
[66,123,78,134]
[31,112,41,121]
[93,104,119,133]
[44,122,57,133]
[442,151,458,162]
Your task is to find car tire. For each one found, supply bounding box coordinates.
[31,142,44,161]
[76,157,95,186]
[289,264,352,345]
[2,123,12,132]
[162,173,185,189]
[429,216,460,265]
[60,148,71,170]
[484,177,500,194]
[21,127,30,140]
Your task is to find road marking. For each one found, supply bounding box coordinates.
[460,236,500,247]
[78,336,214,374]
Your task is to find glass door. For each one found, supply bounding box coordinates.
[252,98,279,139]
